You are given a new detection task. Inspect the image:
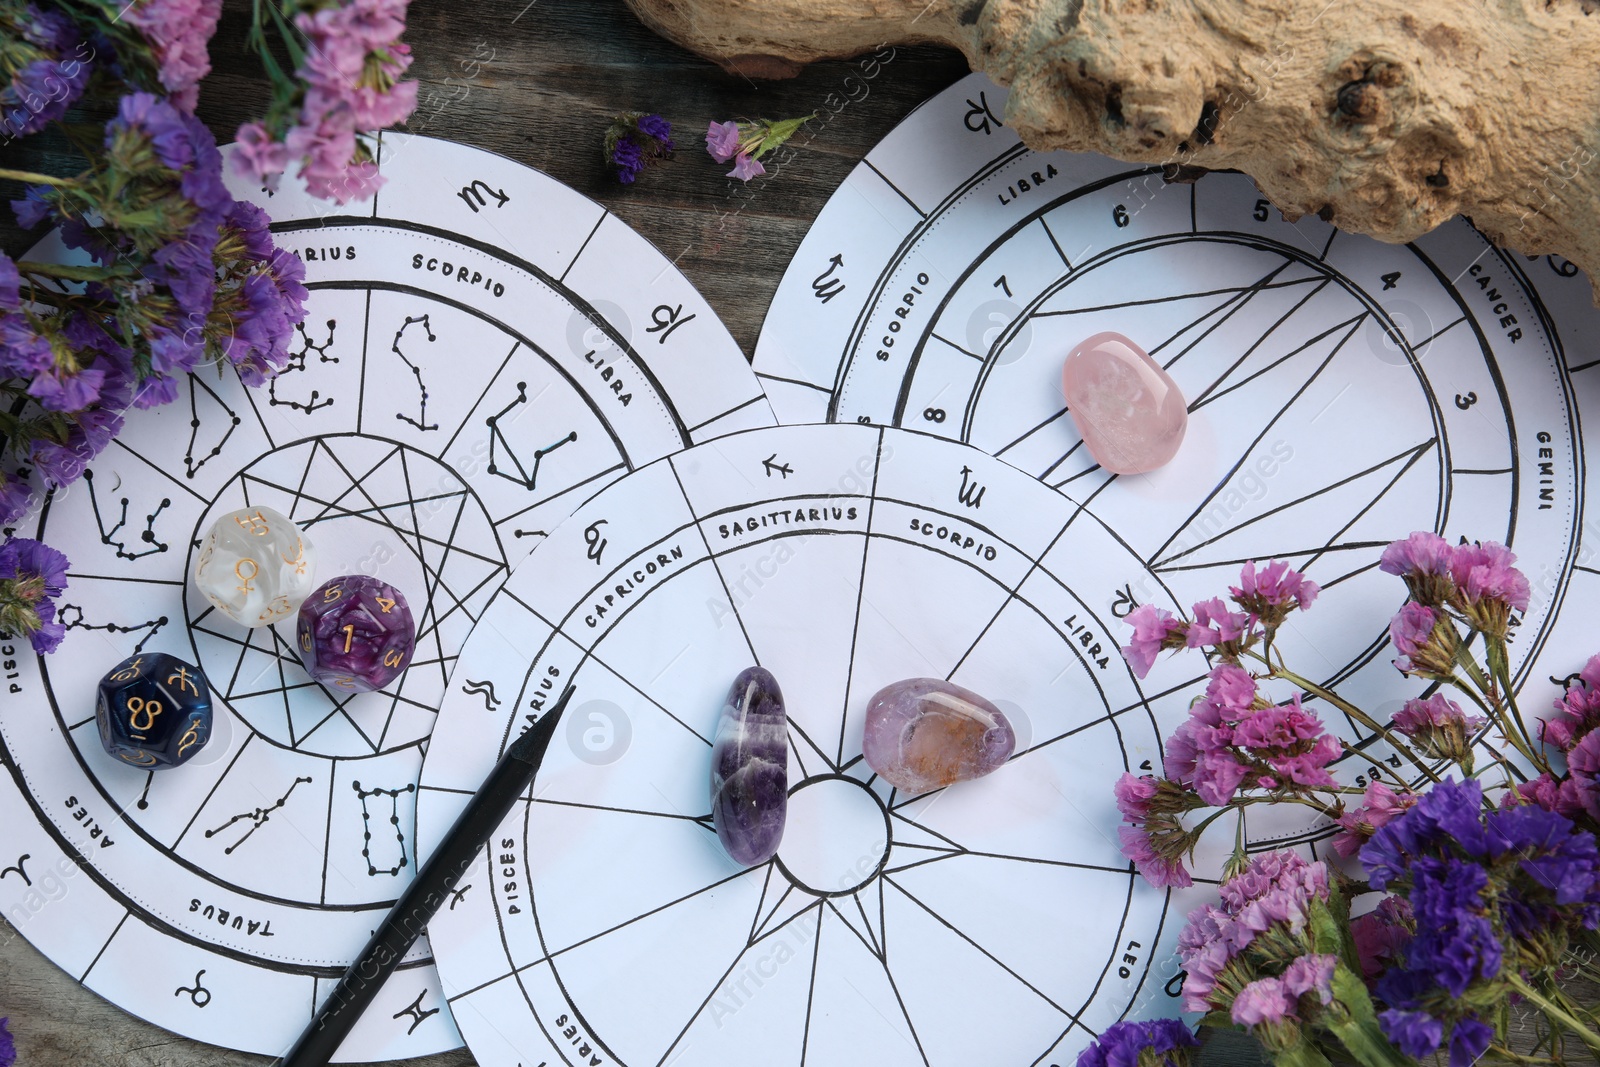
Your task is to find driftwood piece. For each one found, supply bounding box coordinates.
[624,0,1600,302]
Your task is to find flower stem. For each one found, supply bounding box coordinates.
[1485,634,1540,758]
[1506,973,1600,1054]
[1252,655,1440,784]
[15,260,118,283]
[1444,672,1544,771]
[1486,1045,1558,1065]
[0,168,72,186]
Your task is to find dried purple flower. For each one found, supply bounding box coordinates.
[1076,1019,1197,1067]
[0,536,70,654]
[605,112,673,184]
[1,4,93,138]
[705,119,740,163]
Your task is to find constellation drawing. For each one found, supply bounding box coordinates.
[204,776,313,856]
[269,318,337,414]
[183,377,241,479]
[354,780,416,876]
[83,469,170,561]
[392,314,439,431]
[485,381,576,491]
[56,605,167,654]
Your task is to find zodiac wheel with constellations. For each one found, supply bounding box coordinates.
[0,134,772,1061]
[755,74,1600,833]
[419,424,1198,1067]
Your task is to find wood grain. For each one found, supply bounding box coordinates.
[0,2,966,1063]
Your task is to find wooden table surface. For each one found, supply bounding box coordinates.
[0,2,973,1063]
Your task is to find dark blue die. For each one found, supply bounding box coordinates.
[95,653,214,769]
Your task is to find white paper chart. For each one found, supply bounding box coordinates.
[418,423,1201,1067]
[0,134,772,1060]
[756,73,1600,824]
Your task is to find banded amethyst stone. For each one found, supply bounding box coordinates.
[711,666,788,866]
[862,678,1015,793]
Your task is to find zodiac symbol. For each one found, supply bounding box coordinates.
[584,519,608,565]
[1110,584,1140,618]
[645,302,696,344]
[956,465,987,509]
[0,854,31,886]
[166,666,199,695]
[126,696,164,734]
[461,679,501,711]
[392,989,440,1035]
[382,648,404,668]
[174,970,212,1008]
[810,254,845,304]
[963,90,1002,135]
[457,179,509,213]
[447,883,472,910]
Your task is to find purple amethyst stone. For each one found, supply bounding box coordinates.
[711,666,788,866]
[296,575,416,693]
[861,678,1014,794]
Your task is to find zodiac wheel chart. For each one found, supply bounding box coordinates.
[0,134,772,1060]
[755,73,1600,831]
[419,422,1208,1067]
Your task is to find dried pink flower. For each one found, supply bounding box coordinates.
[1121,603,1185,678]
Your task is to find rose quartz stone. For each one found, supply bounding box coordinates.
[861,678,1015,794]
[1061,331,1187,474]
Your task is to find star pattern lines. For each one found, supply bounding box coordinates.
[188,436,508,757]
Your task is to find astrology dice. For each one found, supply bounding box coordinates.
[193,505,317,627]
[95,653,213,769]
[296,576,416,693]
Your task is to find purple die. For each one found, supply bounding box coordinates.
[296,576,416,693]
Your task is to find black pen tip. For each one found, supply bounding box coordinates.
[508,683,574,763]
